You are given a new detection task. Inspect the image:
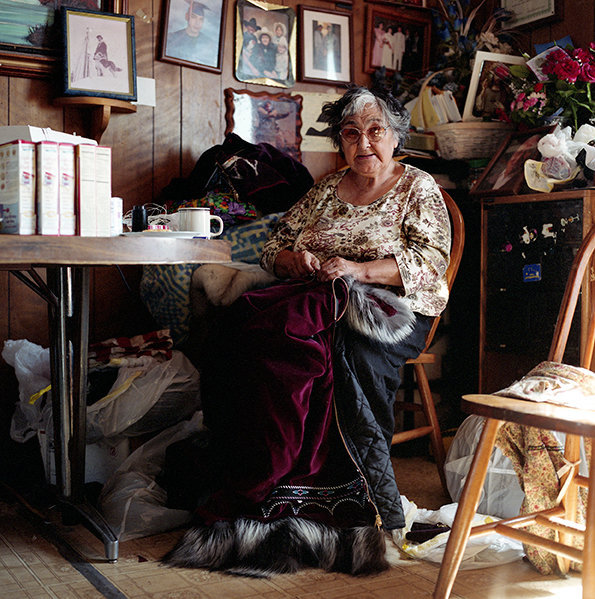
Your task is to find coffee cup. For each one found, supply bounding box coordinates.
[178,207,224,238]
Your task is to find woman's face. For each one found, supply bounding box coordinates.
[340,105,399,178]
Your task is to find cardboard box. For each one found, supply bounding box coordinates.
[0,140,37,235]
[95,146,112,237]
[58,143,76,236]
[76,144,97,236]
[0,125,97,147]
[36,141,60,235]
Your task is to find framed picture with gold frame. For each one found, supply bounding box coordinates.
[235,0,296,88]
[224,88,303,160]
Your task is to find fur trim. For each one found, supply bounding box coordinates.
[162,518,388,577]
[340,277,416,345]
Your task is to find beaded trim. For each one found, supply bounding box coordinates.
[261,477,367,518]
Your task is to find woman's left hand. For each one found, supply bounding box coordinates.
[317,257,363,282]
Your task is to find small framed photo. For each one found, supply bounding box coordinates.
[500,0,562,28]
[160,0,227,73]
[235,0,296,88]
[61,8,136,101]
[224,88,303,160]
[463,51,526,121]
[364,3,431,77]
[470,127,554,197]
[298,6,352,85]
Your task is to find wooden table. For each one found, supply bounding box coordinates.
[0,234,231,561]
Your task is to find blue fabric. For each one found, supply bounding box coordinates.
[139,213,283,345]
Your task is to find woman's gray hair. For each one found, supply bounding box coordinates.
[320,86,411,157]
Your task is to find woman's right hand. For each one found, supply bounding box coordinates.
[274,249,321,279]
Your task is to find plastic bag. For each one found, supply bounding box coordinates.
[444,415,525,519]
[86,350,201,442]
[391,495,524,569]
[2,339,52,443]
[99,411,205,541]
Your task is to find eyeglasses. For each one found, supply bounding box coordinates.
[339,125,388,144]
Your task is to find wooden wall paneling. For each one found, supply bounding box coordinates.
[152,0,187,196]
[180,69,223,176]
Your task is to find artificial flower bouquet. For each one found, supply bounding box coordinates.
[525,124,595,192]
[500,43,595,133]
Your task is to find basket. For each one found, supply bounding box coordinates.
[430,121,514,161]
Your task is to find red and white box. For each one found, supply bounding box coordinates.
[0,140,36,235]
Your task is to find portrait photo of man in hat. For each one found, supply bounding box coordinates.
[163,0,223,69]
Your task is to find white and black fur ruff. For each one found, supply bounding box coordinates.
[162,518,388,577]
[340,277,416,345]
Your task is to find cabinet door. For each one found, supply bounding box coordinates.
[480,196,586,392]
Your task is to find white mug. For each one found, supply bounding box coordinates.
[178,207,224,238]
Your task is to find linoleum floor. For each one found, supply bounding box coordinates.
[0,456,582,599]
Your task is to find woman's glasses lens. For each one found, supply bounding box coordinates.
[340,126,387,144]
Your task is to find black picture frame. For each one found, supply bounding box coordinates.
[61,7,137,102]
[160,0,227,73]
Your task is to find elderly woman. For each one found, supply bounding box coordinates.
[163,86,451,576]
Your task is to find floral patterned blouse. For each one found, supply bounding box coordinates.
[260,164,451,317]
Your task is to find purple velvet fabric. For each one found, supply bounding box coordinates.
[198,279,363,524]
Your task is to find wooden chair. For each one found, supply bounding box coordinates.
[392,188,466,496]
[433,226,595,599]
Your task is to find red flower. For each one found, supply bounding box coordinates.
[579,62,595,82]
[534,82,544,92]
[553,58,581,83]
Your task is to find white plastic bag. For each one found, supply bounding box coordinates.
[391,495,524,569]
[444,415,525,519]
[2,339,52,443]
[86,350,200,442]
[99,411,205,541]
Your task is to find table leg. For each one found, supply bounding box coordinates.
[46,266,119,562]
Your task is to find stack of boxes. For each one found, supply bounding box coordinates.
[0,126,116,236]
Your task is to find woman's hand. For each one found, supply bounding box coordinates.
[274,249,321,279]
[317,257,363,282]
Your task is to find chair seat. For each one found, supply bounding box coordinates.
[462,394,595,438]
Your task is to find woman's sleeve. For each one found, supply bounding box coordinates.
[259,182,321,274]
[394,175,451,296]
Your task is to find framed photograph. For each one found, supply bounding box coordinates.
[224,88,303,160]
[299,91,343,152]
[235,0,296,88]
[160,0,227,73]
[364,3,431,78]
[61,8,137,101]
[299,6,352,85]
[470,127,554,197]
[0,0,126,79]
[463,51,526,121]
[501,0,562,29]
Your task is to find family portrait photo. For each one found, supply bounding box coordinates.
[160,0,226,72]
[235,0,296,88]
[364,4,430,78]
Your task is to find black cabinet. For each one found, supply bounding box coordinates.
[480,190,595,393]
